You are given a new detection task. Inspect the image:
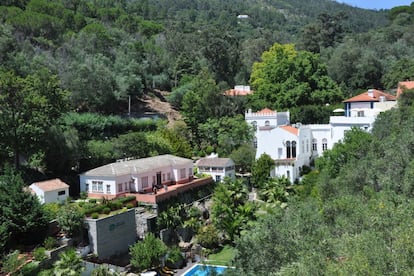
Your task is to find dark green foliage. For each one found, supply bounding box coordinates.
[0,167,48,253]
[61,112,157,141]
[251,153,275,188]
[44,237,57,250]
[129,233,167,271]
[56,204,84,237]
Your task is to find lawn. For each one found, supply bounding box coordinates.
[205,245,235,266]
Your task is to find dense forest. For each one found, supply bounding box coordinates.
[1,0,413,177]
[2,0,414,274]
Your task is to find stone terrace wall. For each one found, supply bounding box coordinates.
[85,209,137,259]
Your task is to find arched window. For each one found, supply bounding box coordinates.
[306,139,309,152]
[322,138,328,151]
[286,141,291,158]
[292,141,296,158]
[265,120,270,126]
[253,136,257,148]
[312,138,317,151]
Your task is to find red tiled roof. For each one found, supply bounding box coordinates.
[397,81,414,97]
[280,125,298,136]
[343,89,396,103]
[224,88,253,96]
[31,178,69,192]
[256,108,276,114]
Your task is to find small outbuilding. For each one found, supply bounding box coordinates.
[196,154,235,182]
[29,178,70,204]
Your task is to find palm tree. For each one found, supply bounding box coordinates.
[53,249,84,276]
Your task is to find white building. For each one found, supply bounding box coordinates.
[247,89,397,183]
[29,178,69,204]
[79,154,194,199]
[196,154,235,182]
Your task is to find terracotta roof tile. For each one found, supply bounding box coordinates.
[256,108,276,114]
[32,178,69,192]
[343,89,396,103]
[280,125,298,136]
[397,81,414,97]
[224,89,253,96]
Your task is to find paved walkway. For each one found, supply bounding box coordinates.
[174,261,198,275]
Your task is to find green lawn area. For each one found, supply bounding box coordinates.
[205,245,235,266]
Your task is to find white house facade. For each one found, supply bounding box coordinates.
[29,178,69,204]
[247,89,397,183]
[80,155,194,199]
[196,154,236,182]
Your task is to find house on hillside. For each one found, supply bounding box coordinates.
[29,179,69,204]
[247,88,398,182]
[224,85,254,96]
[397,80,414,97]
[196,154,235,182]
[79,154,194,199]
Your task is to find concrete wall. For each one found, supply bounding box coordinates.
[85,209,137,259]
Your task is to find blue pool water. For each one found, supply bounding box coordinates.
[182,264,228,276]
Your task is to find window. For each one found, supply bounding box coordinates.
[85,184,89,192]
[286,170,290,179]
[265,120,270,126]
[141,176,149,188]
[253,137,257,148]
[322,138,328,151]
[278,147,283,159]
[215,175,221,182]
[252,121,257,131]
[58,190,66,196]
[357,111,364,117]
[167,173,171,180]
[180,168,186,179]
[286,141,291,158]
[292,141,296,158]
[189,168,192,177]
[162,174,166,181]
[152,176,156,185]
[306,139,309,152]
[124,182,128,191]
[92,181,103,193]
[106,185,111,193]
[312,138,318,151]
[118,183,123,193]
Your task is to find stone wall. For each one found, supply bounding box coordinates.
[85,209,137,259]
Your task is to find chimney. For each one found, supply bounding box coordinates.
[368,89,374,98]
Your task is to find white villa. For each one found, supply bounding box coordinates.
[29,178,70,204]
[80,154,194,199]
[247,88,398,183]
[196,154,235,182]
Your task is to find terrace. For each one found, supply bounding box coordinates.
[126,177,214,204]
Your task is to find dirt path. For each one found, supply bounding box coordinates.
[141,90,182,126]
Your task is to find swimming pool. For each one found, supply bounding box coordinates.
[182,264,228,276]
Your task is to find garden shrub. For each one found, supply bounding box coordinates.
[33,247,47,261]
[44,237,57,250]
[126,203,134,209]
[102,207,111,214]
[89,199,97,204]
[91,213,99,219]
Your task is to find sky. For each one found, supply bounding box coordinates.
[337,0,413,10]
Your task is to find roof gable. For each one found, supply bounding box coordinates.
[31,178,69,192]
[343,89,396,103]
